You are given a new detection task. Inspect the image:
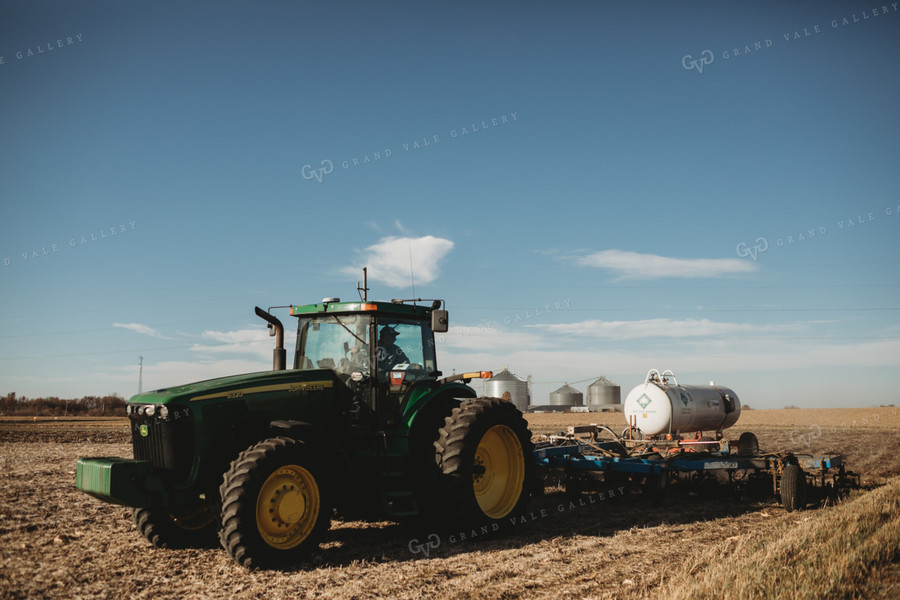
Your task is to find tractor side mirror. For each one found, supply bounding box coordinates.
[431,309,449,333]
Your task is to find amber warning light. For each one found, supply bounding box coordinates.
[464,371,493,380]
[437,371,493,384]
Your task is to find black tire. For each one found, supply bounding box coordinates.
[133,504,217,549]
[434,397,534,528]
[737,432,760,457]
[780,464,807,512]
[219,437,331,569]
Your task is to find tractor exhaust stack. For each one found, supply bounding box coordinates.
[254,306,286,370]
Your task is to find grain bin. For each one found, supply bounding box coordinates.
[549,383,583,407]
[587,375,620,409]
[484,368,530,412]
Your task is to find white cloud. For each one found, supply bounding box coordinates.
[343,235,454,288]
[577,250,756,279]
[190,328,275,359]
[438,325,547,352]
[528,318,796,341]
[112,322,175,340]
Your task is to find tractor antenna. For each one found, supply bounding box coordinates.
[408,243,416,300]
[357,267,369,302]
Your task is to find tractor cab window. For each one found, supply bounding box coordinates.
[295,315,371,376]
[375,319,436,384]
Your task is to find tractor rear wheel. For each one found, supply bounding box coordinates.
[780,464,807,512]
[434,397,534,527]
[133,504,217,549]
[219,437,330,569]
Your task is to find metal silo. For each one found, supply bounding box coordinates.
[587,375,621,410]
[549,383,583,407]
[484,368,530,412]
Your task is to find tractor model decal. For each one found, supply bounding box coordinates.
[190,380,334,402]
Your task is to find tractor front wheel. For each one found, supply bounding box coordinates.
[133,503,217,549]
[434,397,534,527]
[219,437,330,569]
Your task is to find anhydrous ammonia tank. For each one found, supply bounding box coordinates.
[624,369,741,436]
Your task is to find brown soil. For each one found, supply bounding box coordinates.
[1,410,897,599]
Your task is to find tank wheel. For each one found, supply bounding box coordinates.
[434,397,534,526]
[219,437,330,569]
[133,503,217,549]
[780,464,807,512]
[737,432,760,457]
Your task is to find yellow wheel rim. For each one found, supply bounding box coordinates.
[256,464,320,549]
[472,424,525,519]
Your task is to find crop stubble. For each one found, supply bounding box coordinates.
[1,408,898,599]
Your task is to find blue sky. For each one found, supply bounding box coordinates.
[1,1,898,409]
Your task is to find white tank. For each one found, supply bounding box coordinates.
[623,369,741,437]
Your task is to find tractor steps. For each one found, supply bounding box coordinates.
[380,466,419,518]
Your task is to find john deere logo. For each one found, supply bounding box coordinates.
[636,394,651,409]
[139,424,149,437]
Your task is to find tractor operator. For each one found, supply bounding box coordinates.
[376,325,410,377]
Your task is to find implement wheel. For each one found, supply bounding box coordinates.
[780,464,807,512]
[737,432,759,457]
[434,397,534,526]
[133,503,217,549]
[219,437,330,569]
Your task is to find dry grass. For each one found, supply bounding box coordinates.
[1,409,898,599]
[659,476,900,600]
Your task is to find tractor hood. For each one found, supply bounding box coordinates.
[128,369,342,406]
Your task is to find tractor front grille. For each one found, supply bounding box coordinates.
[130,407,194,481]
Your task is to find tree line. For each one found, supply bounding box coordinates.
[0,392,126,417]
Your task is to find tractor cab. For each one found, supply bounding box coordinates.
[289,298,448,422]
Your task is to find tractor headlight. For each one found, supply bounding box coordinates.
[143,405,157,417]
[159,405,169,418]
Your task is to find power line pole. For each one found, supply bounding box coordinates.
[138,356,143,394]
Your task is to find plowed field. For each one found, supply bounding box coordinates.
[1,409,898,599]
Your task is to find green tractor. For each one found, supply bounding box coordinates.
[76,291,534,568]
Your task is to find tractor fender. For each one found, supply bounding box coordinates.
[403,382,476,428]
[406,387,476,471]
